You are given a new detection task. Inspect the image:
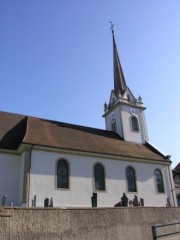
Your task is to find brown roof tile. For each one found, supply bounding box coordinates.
[0,111,168,161]
[0,111,27,149]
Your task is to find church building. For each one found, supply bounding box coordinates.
[0,30,176,207]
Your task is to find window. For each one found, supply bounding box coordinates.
[131,116,139,132]
[111,119,117,132]
[57,159,69,189]
[154,169,165,193]
[94,163,105,191]
[126,166,137,192]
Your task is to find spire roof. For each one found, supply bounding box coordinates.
[112,30,127,96]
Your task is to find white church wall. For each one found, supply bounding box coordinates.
[121,105,143,143]
[0,153,20,206]
[30,150,93,207]
[29,149,172,208]
[105,104,148,144]
[133,163,172,206]
[105,107,124,138]
[139,110,149,142]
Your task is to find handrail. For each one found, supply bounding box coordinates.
[152,222,180,239]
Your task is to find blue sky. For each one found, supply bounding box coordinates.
[0,0,180,168]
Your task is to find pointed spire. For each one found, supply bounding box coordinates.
[112,29,127,96]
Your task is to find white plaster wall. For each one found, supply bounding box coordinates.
[29,149,172,208]
[105,107,124,138]
[121,106,143,143]
[139,111,149,142]
[105,104,149,144]
[0,153,20,206]
[105,111,113,131]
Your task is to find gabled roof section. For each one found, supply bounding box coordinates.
[174,163,180,171]
[125,87,137,102]
[0,111,27,150]
[109,90,117,106]
[23,117,168,161]
[172,163,180,182]
[112,30,127,96]
[0,111,169,162]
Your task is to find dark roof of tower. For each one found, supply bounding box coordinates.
[174,163,180,172]
[172,163,180,185]
[112,30,127,96]
[0,111,169,162]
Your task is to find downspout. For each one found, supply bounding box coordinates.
[27,145,33,207]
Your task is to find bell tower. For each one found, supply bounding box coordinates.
[103,28,149,144]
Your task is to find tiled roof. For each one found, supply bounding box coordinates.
[174,163,180,171]
[0,111,27,149]
[0,111,168,161]
[172,163,180,178]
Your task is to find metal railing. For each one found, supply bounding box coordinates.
[152,222,180,239]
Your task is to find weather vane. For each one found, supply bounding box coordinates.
[109,21,115,33]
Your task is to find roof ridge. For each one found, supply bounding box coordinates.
[28,115,113,134]
[0,110,26,118]
[0,111,108,133]
[1,111,123,141]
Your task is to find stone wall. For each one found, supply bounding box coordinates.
[0,207,180,240]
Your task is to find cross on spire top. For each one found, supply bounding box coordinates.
[109,21,115,34]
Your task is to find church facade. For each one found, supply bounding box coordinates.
[0,30,176,207]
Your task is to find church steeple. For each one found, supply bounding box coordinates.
[103,27,149,144]
[112,30,127,96]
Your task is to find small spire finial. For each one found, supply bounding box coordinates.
[109,21,115,34]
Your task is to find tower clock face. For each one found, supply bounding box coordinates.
[111,112,115,119]
[130,108,136,114]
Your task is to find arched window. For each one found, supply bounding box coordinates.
[94,163,105,191]
[131,116,139,132]
[154,169,165,193]
[176,194,180,206]
[57,159,69,189]
[111,119,117,132]
[126,166,137,192]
